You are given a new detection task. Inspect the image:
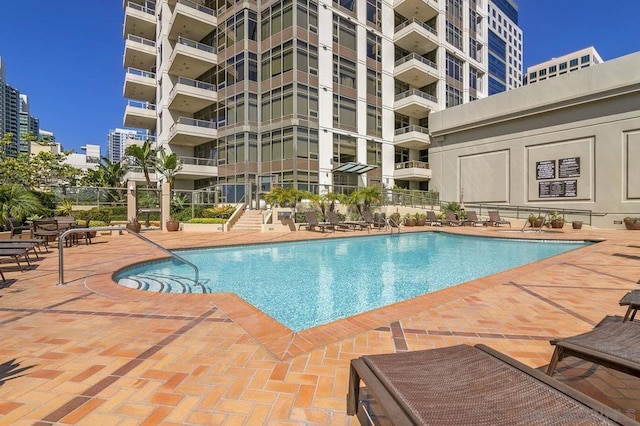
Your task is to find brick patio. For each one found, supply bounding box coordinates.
[0,224,639,424]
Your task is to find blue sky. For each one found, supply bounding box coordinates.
[0,0,638,155]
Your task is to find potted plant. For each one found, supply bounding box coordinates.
[126,217,141,233]
[549,211,565,229]
[572,221,583,230]
[415,213,427,226]
[157,147,183,232]
[528,214,544,228]
[404,213,416,226]
[166,217,180,231]
[623,217,640,230]
[389,212,401,227]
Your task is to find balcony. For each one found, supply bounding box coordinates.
[176,156,218,179]
[124,100,157,129]
[123,34,156,70]
[168,117,217,147]
[394,125,431,150]
[394,89,438,119]
[394,18,438,56]
[168,77,217,113]
[393,160,432,181]
[393,0,438,24]
[168,0,217,42]
[123,67,157,102]
[123,1,156,40]
[168,37,217,79]
[394,53,439,87]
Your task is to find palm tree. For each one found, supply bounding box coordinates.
[349,186,382,214]
[155,147,182,191]
[0,184,44,226]
[124,140,157,188]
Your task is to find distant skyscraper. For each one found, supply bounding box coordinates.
[487,0,523,94]
[1,57,41,157]
[107,128,145,163]
[525,47,603,85]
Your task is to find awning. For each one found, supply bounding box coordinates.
[333,162,377,174]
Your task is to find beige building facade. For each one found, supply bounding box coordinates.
[429,52,640,229]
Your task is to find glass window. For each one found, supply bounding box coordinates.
[581,55,590,64]
[570,58,578,67]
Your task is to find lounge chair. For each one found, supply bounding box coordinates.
[362,210,386,231]
[0,247,32,271]
[486,210,511,227]
[442,211,461,226]
[301,211,334,233]
[547,319,640,379]
[326,211,359,231]
[347,344,635,425]
[0,241,40,260]
[462,210,484,226]
[620,290,640,322]
[426,210,442,226]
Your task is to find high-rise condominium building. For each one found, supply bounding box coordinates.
[486,0,522,93]
[107,128,147,163]
[525,46,603,85]
[122,0,521,200]
[1,57,41,157]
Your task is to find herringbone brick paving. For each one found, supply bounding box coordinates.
[0,224,638,424]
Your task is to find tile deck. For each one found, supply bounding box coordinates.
[1,223,639,424]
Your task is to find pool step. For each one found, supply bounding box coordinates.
[118,273,210,293]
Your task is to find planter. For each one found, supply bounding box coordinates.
[415,218,426,226]
[126,223,141,233]
[572,221,583,230]
[530,219,544,228]
[166,220,180,232]
[624,219,640,230]
[550,220,565,229]
[404,219,415,227]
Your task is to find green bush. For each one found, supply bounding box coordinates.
[202,205,235,219]
[72,207,113,223]
[186,218,226,224]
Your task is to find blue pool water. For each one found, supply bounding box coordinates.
[115,233,589,331]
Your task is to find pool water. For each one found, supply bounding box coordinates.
[115,233,589,331]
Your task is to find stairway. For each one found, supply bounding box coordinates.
[229,209,263,232]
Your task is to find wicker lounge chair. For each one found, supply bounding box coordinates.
[462,210,484,226]
[326,211,360,231]
[442,211,462,226]
[347,344,635,425]
[362,210,386,231]
[620,290,640,322]
[301,211,334,233]
[547,319,640,379]
[486,210,511,227]
[426,210,442,226]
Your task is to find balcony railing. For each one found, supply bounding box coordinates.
[179,156,216,166]
[395,53,437,70]
[127,100,157,110]
[395,89,437,103]
[177,36,215,54]
[395,125,429,136]
[394,18,438,36]
[177,0,215,16]
[126,67,156,79]
[126,1,155,14]
[171,117,218,132]
[126,34,156,47]
[395,160,430,170]
[177,76,216,92]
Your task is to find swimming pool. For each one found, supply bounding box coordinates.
[115,233,589,331]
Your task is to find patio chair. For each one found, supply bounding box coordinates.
[32,219,60,249]
[301,211,334,233]
[546,319,640,379]
[426,210,442,226]
[347,344,635,425]
[486,210,511,227]
[619,290,640,322]
[462,210,484,226]
[0,247,32,271]
[442,211,462,226]
[0,241,40,260]
[326,211,359,231]
[362,210,386,231]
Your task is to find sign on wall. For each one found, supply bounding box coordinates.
[539,180,577,198]
[536,156,580,198]
[558,157,580,178]
[536,160,555,180]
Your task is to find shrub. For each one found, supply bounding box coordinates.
[186,218,226,224]
[202,205,235,219]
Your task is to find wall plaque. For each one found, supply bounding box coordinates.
[558,157,580,178]
[536,160,555,180]
[539,180,577,198]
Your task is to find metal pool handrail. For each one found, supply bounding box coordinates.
[57,226,199,286]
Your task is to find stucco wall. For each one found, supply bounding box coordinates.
[428,52,640,229]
